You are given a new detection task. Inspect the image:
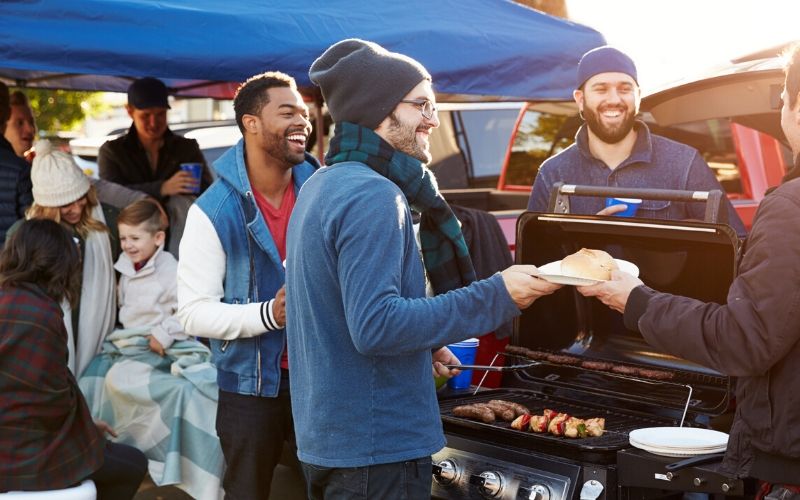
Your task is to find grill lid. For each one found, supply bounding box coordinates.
[510,212,739,417]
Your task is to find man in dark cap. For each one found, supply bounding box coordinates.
[0,82,33,244]
[285,39,560,498]
[578,44,800,494]
[98,77,212,257]
[528,46,745,237]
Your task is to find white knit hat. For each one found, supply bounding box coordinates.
[31,140,91,207]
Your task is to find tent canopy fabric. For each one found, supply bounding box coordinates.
[0,0,605,101]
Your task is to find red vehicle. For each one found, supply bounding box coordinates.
[432,53,792,250]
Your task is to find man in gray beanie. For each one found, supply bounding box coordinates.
[528,45,746,237]
[285,39,560,499]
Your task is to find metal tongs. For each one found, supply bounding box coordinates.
[442,361,539,372]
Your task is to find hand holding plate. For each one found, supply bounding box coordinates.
[576,269,643,313]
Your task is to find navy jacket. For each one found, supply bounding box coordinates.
[528,121,747,237]
[0,137,32,244]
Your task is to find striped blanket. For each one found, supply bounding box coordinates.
[79,327,224,500]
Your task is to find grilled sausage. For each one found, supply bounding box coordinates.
[504,345,529,356]
[524,349,551,360]
[484,401,516,421]
[488,399,530,417]
[504,345,549,360]
[546,354,581,365]
[581,360,614,371]
[637,368,675,380]
[452,404,495,423]
[611,365,638,375]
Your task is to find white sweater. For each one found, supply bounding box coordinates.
[115,245,187,349]
[176,204,281,340]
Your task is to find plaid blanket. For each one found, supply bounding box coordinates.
[78,327,223,500]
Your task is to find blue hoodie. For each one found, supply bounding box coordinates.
[286,161,520,467]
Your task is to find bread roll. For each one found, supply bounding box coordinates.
[560,248,618,280]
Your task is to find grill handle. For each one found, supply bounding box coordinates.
[546,182,725,224]
[664,451,725,472]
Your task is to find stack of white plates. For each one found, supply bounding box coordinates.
[629,427,729,457]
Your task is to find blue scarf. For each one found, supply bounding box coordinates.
[326,122,476,294]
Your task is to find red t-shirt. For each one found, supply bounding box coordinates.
[252,179,295,369]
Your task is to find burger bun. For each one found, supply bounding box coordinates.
[561,248,618,281]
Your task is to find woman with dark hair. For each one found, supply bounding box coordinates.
[0,218,147,498]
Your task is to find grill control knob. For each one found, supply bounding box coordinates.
[469,471,504,497]
[694,477,707,486]
[432,459,459,485]
[518,483,551,500]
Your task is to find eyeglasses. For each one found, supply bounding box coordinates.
[400,99,437,120]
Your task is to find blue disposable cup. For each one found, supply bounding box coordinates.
[604,197,642,217]
[180,163,202,194]
[447,338,479,390]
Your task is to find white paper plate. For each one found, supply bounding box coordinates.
[629,427,728,450]
[629,437,728,454]
[537,258,639,286]
[629,439,727,457]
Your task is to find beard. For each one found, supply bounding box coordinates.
[385,113,431,163]
[583,104,636,144]
[262,128,306,168]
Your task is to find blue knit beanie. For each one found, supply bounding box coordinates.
[576,46,638,89]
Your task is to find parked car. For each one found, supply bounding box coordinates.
[69,119,241,178]
[433,51,792,250]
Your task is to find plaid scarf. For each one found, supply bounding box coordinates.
[326,121,476,294]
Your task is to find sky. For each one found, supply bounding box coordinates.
[566,0,800,91]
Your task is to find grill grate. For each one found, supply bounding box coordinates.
[501,351,730,416]
[439,388,666,453]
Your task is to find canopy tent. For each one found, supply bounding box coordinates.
[0,0,605,101]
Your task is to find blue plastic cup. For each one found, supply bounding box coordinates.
[604,197,642,217]
[447,338,479,390]
[180,163,202,194]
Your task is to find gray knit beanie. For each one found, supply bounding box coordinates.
[31,140,91,207]
[309,39,431,129]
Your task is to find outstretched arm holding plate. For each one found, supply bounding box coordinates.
[576,270,643,313]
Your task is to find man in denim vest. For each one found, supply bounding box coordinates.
[528,46,746,237]
[177,71,318,499]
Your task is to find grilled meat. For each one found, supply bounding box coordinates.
[511,414,531,430]
[484,401,516,421]
[581,360,614,371]
[488,399,530,417]
[546,354,581,365]
[452,404,495,423]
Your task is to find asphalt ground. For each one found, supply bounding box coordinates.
[134,464,306,500]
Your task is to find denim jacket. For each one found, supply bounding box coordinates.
[195,139,318,396]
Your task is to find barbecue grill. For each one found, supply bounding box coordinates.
[433,187,754,499]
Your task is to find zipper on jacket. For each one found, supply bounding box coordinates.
[222,298,241,353]
[245,191,263,395]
